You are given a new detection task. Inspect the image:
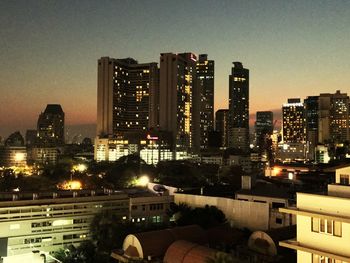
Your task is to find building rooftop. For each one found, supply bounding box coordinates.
[236,183,291,199]
[44,104,64,115]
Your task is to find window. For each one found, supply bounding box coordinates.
[340,174,349,185]
[272,202,285,209]
[312,254,341,263]
[312,217,319,232]
[311,217,342,237]
[275,218,283,224]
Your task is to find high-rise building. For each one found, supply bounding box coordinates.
[228,62,249,152]
[255,111,273,159]
[37,104,65,146]
[304,96,319,160]
[196,54,214,149]
[318,90,349,144]
[282,99,306,143]
[215,109,229,148]
[97,57,159,137]
[255,111,273,141]
[159,52,198,152]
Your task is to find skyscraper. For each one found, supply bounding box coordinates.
[255,111,273,153]
[196,54,214,149]
[37,104,65,146]
[304,96,319,159]
[282,99,306,143]
[228,62,249,152]
[97,57,159,137]
[318,90,349,144]
[215,109,229,148]
[159,52,198,151]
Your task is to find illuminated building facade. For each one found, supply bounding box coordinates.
[0,189,173,262]
[318,90,349,144]
[215,109,229,148]
[94,132,174,164]
[159,53,198,152]
[28,147,58,165]
[37,104,65,147]
[228,62,249,152]
[196,54,214,149]
[280,166,350,262]
[0,132,27,167]
[282,98,306,143]
[97,57,159,137]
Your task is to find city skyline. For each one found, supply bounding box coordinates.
[1,0,349,138]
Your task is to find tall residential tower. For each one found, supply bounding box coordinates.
[159,52,198,152]
[97,57,159,137]
[228,62,249,152]
[196,54,214,149]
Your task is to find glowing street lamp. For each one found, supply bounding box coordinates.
[136,175,150,187]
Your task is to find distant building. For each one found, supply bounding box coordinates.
[28,147,58,165]
[282,98,306,144]
[25,129,37,147]
[304,96,319,159]
[196,54,214,149]
[0,188,173,262]
[315,144,330,164]
[215,109,229,148]
[97,57,159,137]
[279,166,350,262]
[94,132,175,164]
[255,111,273,159]
[0,131,27,167]
[159,53,198,152]
[318,90,349,144]
[37,104,65,146]
[228,62,249,152]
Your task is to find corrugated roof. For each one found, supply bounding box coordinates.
[164,240,217,263]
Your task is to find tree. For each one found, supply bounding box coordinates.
[168,203,226,229]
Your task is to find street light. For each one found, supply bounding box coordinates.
[136,175,150,187]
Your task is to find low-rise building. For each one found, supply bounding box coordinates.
[279,166,350,262]
[0,188,173,262]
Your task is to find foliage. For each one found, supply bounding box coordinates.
[156,160,206,187]
[168,203,226,229]
[206,252,241,263]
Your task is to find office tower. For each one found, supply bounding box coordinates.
[282,99,306,143]
[304,96,319,159]
[255,111,273,158]
[215,109,229,148]
[228,62,249,152]
[319,90,349,144]
[37,104,65,146]
[97,57,159,137]
[196,54,214,149]
[159,52,198,151]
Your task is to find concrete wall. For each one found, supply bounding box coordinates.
[174,193,269,231]
[297,193,350,258]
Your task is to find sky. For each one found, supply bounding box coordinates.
[0,0,349,138]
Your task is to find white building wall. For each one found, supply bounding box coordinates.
[174,193,269,231]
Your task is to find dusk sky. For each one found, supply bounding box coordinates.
[0,0,349,138]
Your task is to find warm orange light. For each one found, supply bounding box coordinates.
[59,180,82,190]
[273,167,281,176]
